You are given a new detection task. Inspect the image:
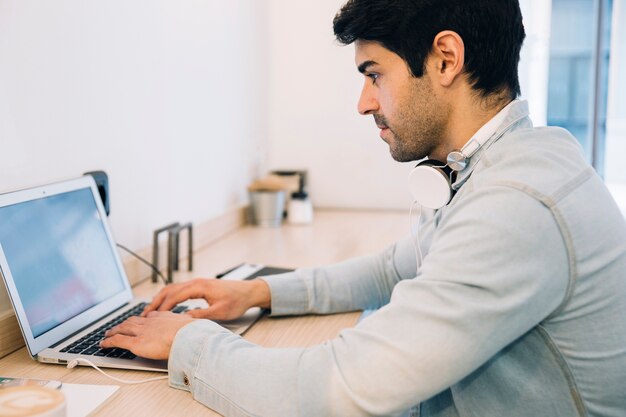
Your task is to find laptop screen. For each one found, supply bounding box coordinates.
[0,187,126,337]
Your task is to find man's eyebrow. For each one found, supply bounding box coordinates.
[357,60,378,74]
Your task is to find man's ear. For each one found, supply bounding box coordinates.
[429,30,465,87]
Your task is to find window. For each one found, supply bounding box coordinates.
[604,2,626,208]
[520,0,626,214]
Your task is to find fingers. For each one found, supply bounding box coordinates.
[142,284,187,316]
[185,308,214,320]
[184,303,241,321]
[105,316,144,337]
[146,311,178,318]
[100,333,136,351]
[99,314,188,360]
[142,279,210,316]
[141,286,172,316]
[156,287,196,312]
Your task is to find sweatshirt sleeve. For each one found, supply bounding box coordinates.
[259,243,406,316]
[260,209,438,317]
[168,186,569,417]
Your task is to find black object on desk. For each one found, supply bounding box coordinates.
[84,170,110,216]
[152,222,194,283]
[244,266,293,280]
[216,264,293,280]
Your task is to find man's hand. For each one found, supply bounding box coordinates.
[100,311,194,360]
[141,278,271,321]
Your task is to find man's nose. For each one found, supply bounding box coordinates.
[357,82,379,115]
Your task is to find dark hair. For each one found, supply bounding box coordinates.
[333,0,526,99]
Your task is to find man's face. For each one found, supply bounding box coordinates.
[355,40,450,162]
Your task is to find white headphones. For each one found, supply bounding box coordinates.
[408,100,521,210]
[407,139,481,210]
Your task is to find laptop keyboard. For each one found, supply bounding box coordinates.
[59,302,188,360]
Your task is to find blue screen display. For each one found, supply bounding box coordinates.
[0,188,126,337]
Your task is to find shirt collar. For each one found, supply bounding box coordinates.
[451,99,531,190]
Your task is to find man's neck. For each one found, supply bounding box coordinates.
[431,92,512,161]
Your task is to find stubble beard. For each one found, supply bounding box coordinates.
[387,125,434,162]
[378,75,449,163]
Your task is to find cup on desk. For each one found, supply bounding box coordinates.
[287,191,313,224]
[0,386,66,417]
[249,190,286,227]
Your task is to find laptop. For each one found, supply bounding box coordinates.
[0,176,263,372]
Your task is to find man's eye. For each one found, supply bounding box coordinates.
[367,73,379,84]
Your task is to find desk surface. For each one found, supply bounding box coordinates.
[0,209,407,416]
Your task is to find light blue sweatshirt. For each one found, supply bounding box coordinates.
[168,101,626,417]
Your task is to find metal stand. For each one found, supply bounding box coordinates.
[167,223,193,283]
[152,222,193,283]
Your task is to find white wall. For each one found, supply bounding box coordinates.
[0,0,269,311]
[266,0,414,210]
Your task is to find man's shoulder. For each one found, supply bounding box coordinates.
[471,126,592,197]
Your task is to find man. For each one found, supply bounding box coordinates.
[103,1,626,416]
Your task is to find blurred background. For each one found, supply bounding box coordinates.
[0,0,624,278]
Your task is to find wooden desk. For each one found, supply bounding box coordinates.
[0,209,407,416]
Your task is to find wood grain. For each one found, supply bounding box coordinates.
[0,209,407,417]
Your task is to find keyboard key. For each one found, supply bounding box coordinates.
[95,348,114,356]
[82,347,100,355]
[106,349,126,358]
[120,351,136,360]
[171,305,188,313]
[59,302,159,356]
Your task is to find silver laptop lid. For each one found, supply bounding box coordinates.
[0,176,133,357]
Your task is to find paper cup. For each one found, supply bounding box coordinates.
[0,386,66,417]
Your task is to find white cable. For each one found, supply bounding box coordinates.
[67,358,169,384]
[409,201,423,274]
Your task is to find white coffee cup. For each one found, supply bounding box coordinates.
[288,196,313,224]
[0,386,66,417]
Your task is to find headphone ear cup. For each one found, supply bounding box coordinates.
[408,163,452,209]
